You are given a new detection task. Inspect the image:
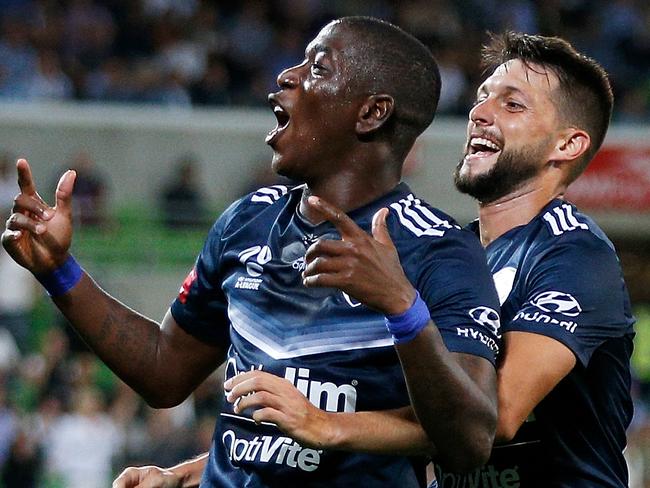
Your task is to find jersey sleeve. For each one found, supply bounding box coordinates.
[170,198,245,345]
[507,236,634,367]
[404,228,502,365]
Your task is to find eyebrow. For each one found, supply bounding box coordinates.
[477,84,529,100]
[305,42,332,57]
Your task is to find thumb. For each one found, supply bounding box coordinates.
[54,170,76,214]
[371,208,394,247]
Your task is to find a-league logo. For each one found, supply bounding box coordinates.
[238,245,272,277]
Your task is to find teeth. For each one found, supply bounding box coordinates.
[274,106,284,114]
[471,137,500,151]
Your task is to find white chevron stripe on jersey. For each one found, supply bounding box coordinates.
[228,302,393,359]
[390,194,455,237]
[542,204,589,236]
[251,185,289,205]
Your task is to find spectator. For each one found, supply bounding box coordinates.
[65,150,109,228]
[0,13,36,99]
[0,376,18,470]
[160,154,208,229]
[26,49,74,100]
[190,52,231,105]
[43,385,124,488]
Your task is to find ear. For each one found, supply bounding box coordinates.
[549,128,591,164]
[355,94,395,136]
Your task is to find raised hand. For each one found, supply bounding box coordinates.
[302,196,416,316]
[224,370,334,449]
[2,159,76,274]
[112,466,183,488]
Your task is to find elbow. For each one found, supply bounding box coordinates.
[494,418,519,444]
[139,384,192,409]
[494,408,524,444]
[434,419,496,474]
[443,431,494,473]
[144,396,184,409]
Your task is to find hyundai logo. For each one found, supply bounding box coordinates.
[530,291,582,317]
[469,306,500,336]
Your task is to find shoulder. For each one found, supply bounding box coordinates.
[210,184,301,238]
[248,184,294,205]
[518,203,632,327]
[385,192,463,239]
[385,192,485,260]
[538,200,610,245]
[533,200,618,270]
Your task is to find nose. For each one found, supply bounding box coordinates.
[276,64,300,89]
[469,97,493,126]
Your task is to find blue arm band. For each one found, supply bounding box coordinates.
[384,291,431,344]
[35,255,83,297]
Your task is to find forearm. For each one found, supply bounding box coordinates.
[327,407,434,456]
[168,453,209,487]
[52,274,193,406]
[395,324,497,472]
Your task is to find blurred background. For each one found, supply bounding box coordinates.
[0,1,649,487]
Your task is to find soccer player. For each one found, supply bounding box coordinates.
[3,17,501,487]
[434,32,635,487]
[113,31,634,488]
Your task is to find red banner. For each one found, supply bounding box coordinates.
[566,145,650,212]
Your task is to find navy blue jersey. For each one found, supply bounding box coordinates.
[171,183,501,488]
[436,199,635,488]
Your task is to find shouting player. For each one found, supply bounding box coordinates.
[112,31,634,488]
[3,17,501,487]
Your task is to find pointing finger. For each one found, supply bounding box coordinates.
[306,196,365,239]
[16,159,38,196]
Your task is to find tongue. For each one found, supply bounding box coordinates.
[474,150,496,157]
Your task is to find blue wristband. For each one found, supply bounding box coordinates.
[384,291,430,344]
[36,255,83,297]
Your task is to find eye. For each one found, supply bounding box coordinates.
[505,100,525,111]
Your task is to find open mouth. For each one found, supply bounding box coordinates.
[266,96,291,145]
[466,136,502,160]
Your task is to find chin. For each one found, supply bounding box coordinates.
[271,155,299,181]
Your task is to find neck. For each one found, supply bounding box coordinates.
[477,180,564,247]
[299,155,401,224]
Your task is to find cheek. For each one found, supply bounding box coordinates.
[501,113,553,145]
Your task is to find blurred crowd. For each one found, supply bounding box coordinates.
[0,0,648,119]
[0,324,222,488]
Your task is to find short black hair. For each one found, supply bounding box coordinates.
[335,17,441,159]
[482,32,613,182]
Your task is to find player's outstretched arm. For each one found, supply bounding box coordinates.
[113,453,208,488]
[2,159,225,407]
[302,196,497,473]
